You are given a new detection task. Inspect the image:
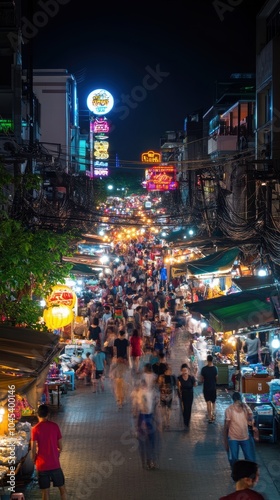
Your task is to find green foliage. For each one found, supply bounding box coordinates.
[0,219,75,329]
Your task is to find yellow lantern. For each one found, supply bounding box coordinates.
[43,305,74,330]
[46,285,76,308]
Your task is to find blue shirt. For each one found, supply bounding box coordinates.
[93,351,106,371]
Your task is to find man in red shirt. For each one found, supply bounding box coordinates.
[31,404,67,499]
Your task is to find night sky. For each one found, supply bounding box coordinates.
[25,0,268,163]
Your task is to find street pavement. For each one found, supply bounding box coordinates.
[14,330,280,500]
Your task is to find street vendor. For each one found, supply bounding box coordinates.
[243,333,261,365]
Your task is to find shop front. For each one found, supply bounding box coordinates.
[0,326,63,491]
[189,284,280,442]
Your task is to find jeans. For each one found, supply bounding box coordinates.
[137,413,156,464]
[228,436,256,466]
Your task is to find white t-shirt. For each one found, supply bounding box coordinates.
[142,320,152,337]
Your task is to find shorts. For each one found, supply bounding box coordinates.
[38,468,65,489]
[203,389,217,403]
[95,370,104,379]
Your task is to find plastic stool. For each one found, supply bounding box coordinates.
[11,494,25,500]
[63,370,75,390]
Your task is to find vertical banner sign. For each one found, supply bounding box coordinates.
[86,89,114,179]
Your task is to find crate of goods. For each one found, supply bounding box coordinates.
[255,405,273,415]
[268,379,280,397]
[254,405,276,443]
[244,393,257,403]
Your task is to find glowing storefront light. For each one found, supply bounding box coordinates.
[92,117,110,133]
[87,89,114,115]
[87,89,114,178]
[141,150,161,163]
[144,165,178,192]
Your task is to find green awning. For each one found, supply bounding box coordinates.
[232,276,275,291]
[189,285,278,315]
[187,247,240,276]
[69,263,100,275]
[209,299,276,332]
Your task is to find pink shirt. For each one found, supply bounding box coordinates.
[225,402,252,441]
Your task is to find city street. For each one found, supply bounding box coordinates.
[19,330,280,500]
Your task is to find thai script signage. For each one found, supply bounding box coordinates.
[141,150,161,163]
[144,165,178,192]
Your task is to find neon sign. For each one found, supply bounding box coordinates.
[87,89,114,115]
[145,166,178,192]
[94,168,109,177]
[94,140,109,159]
[141,150,161,163]
[92,117,110,133]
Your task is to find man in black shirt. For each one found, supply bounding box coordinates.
[88,317,101,346]
[113,330,130,360]
[200,355,218,423]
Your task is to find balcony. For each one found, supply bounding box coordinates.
[208,135,238,155]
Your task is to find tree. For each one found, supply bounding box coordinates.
[0,219,76,329]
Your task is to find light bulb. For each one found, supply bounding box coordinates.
[272,337,280,349]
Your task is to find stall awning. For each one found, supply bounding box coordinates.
[0,326,63,406]
[189,284,278,316]
[187,247,240,276]
[171,247,240,277]
[68,262,100,276]
[232,276,275,291]
[209,298,276,332]
[0,374,37,402]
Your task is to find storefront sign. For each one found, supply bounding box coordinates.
[91,117,110,133]
[141,150,161,163]
[94,167,109,177]
[46,285,76,308]
[145,165,178,192]
[87,89,114,115]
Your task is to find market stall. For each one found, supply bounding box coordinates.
[242,379,280,443]
[0,326,63,490]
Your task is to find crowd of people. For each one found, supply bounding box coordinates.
[33,240,268,498]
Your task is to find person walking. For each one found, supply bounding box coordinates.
[142,313,152,348]
[31,404,67,500]
[110,358,129,409]
[88,317,101,346]
[132,378,161,470]
[113,329,130,362]
[219,459,264,499]
[92,345,107,393]
[130,328,143,373]
[177,363,197,429]
[200,354,218,423]
[158,364,176,429]
[223,392,256,468]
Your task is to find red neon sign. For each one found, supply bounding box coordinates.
[145,166,178,192]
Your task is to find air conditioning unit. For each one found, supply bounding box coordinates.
[0,137,16,156]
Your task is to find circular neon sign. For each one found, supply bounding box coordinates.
[87,89,114,115]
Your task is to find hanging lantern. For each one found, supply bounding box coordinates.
[43,305,74,330]
[46,285,76,308]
